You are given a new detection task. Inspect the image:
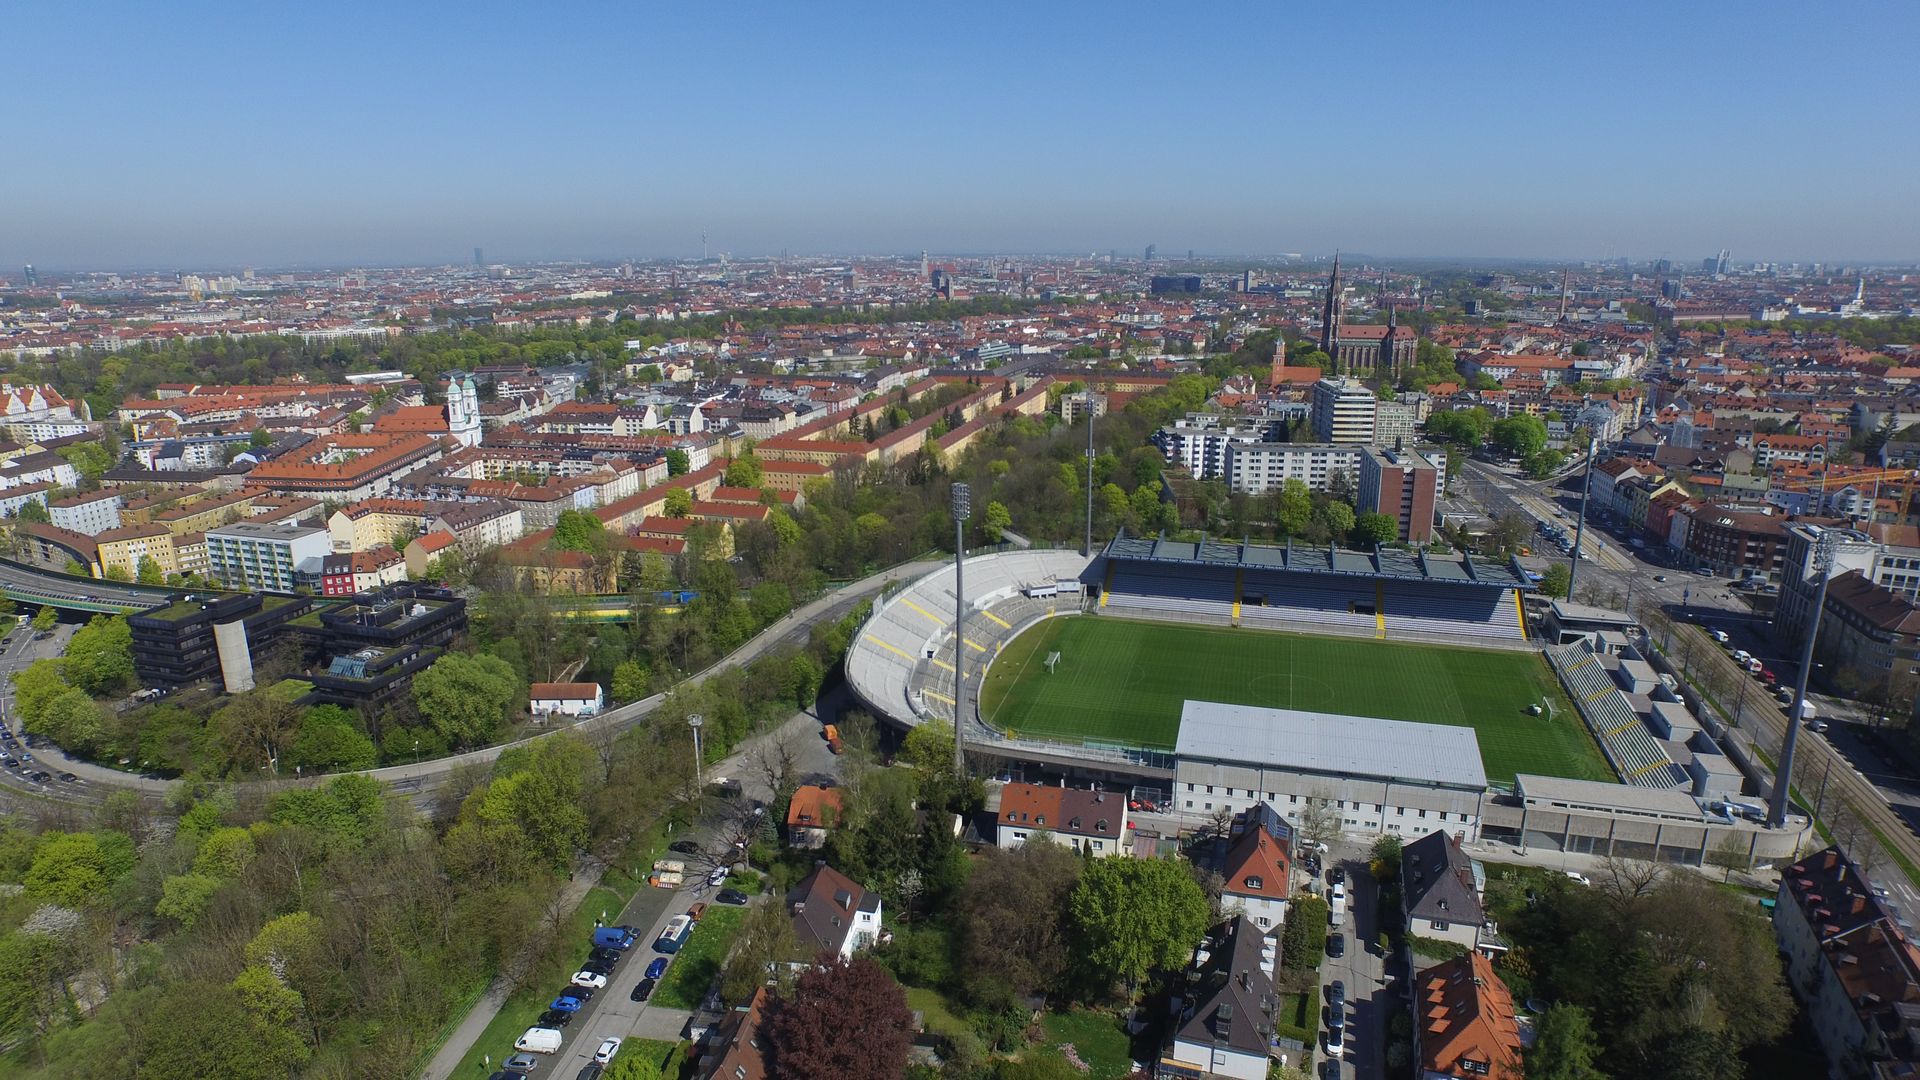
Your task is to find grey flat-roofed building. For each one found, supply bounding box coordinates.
[1176,701,1488,791]
[1478,772,1812,867]
[1173,701,1489,842]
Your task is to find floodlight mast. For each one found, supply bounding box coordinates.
[951,483,972,776]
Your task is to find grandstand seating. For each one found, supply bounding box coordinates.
[1545,642,1690,788]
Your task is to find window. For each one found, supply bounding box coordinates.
[1418,809,1428,819]
[1186,800,1193,809]
[1430,920,1450,932]
[1204,803,1213,811]
[1206,785,1214,794]
[1257,916,1270,927]
[1187,783,1195,792]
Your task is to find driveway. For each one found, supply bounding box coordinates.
[1318,845,1388,1080]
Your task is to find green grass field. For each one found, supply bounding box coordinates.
[978,616,1607,784]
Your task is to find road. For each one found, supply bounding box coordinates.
[1318,844,1387,1080]
[1,557,943,814]
[422,703,845,1080]
[0,622,101,804]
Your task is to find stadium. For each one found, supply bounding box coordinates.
[846,533,1607,787]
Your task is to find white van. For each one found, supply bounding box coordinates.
[515,1027,563,1054]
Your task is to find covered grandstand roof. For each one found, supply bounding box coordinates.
[1175,700,1489,791]
[1100,533,1532,589]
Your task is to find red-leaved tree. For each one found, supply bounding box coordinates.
[763,954,913,1080]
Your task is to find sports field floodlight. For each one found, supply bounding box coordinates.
[951,483,971,775]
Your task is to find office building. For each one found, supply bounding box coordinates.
[1311,377,1376,444]
[1358,446,1440,543]
[1374,397,1421,446]
[205,522,332,592]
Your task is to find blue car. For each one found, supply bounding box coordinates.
[645,957,669,980]
[549,993,586,1013]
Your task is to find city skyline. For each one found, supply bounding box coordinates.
[10,1,1920,268]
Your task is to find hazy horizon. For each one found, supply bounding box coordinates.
[11,1,1919,270]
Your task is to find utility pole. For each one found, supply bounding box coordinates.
[1772,527,1836,829]
[688,713,705,792]
[951,484,971,776]
[1566,436,1599,598]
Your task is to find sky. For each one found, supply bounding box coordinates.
[9,1,1920,270]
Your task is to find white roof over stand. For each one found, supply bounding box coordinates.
[1175,700,1488,791]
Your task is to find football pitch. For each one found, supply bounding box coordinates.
[977,616,1610,785]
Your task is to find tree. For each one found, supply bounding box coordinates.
[665,448,690,476]
[1352,511,1399,549]
[1492,415,1549,458]
[1539,564,1572,599]
[287,704,377,770]
[1524,448,1567,480]
[553,508,607,553]
[611,659,651,703]
[104,565,131,581]
[664,487,693,518]
[61,614,135,696]
[899,719,955,775]
[1423,407,1491,446]
[1316,499,1355,540]
[603,1055,663,1080]
[1527,1003,1605,1080]
[23,831,121,908]
[30,607,56,632]
[56,442,114,484]
[130,981,310,1078]
[136,554,165,584]
[725,454,764,488]
[32,687,105,751]
[212,690,304,773]
[412,652,522,748]
[959,841,1082,1002]
[11,659,67,729]
[720,896,806,1004]
[15,500,49,525]
[764,955,914,1080]
[1067,857,1210,996]
[1706,833,1751,881]
[0,590,11,622]
[1276,479,1313,536]
[156,872,225,927]
[1295,789,1341,851]
[982,500,1012,543]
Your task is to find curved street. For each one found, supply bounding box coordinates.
[0,558,943,813]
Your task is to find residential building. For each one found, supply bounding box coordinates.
[992,781,1129,857]
[785,785,844,850]
[1414,952,1525,1080]
[18,522,99,575]
[1774,846,1920,1078]
[1153,415,1280,480]
[94,524,178,580]
[1161,914,1281,1080]
[1683,506,1791,580]
[1375,397,1421,446]
[1057,390,1107,422]
[1216,822,1292,933]
[1401,831,1494,954]
[1817,571,1920,707]
[529,682,603,719]
[1357,446,1439,543]
[0,482,51,521]
[693,986,769,1080]
[1311,377,1376,444]
[243,432,452,501]
[405,530,459,578]
[1778,523,1920,645]
[47,490,121,535]
[205,522,332,592]
[319,547,405,596]
[1222,442,1362,496]
[787,862,883,961]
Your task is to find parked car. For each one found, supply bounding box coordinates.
[575,1067,601,1080]
[1564,871,1591,886]
[707,866,728,887]
[538,1008,574,1028]
[571,971,608,990]
[548,993,586,1013]
[592,927,635,951]
[630,977,656,1003]
[514,1028,564,1055]
[1327,980,1346,1012]
[505,1053,540,1073]
[716,888,749,905]
[1326,866,1346,886]
[593,1038,622,1065]
[669,839,701,855]
[56,772,76,783]
[1325,1023,1345,1058]
[1327,933,1345,958]
[687,903,708,922]
[589,947,623,967]
[645,957,669,980]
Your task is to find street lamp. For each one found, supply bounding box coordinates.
[689,713,705,792]
[951,484,971,777]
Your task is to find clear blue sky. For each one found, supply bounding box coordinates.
[11,1,1919,269]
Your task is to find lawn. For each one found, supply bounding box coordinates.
[1038,1009,1135,1079]
[978,615,1606,784]
[654,905,746,1010]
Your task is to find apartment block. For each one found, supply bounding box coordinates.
[205,522,332,592]
[1358,446,1440,543]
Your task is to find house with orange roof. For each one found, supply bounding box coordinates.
[992,781,1128,857]
[1415,951,1524,1080]
[404,529,458,578]
[785,785,844,850]
[1217,823,1293,934]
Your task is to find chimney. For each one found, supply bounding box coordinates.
[1239,970,1251,991]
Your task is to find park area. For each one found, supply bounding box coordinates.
[978,615,1608,784]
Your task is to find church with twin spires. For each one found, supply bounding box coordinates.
[1318,254,1415,379]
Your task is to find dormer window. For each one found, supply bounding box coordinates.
[1245,876,1263,890]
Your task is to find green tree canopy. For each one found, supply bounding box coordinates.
[411,652,522,748]
[1352,511,1400,549]
[1067,856,1209,995]
[1492,414,1549,458]
[663,487,693,518]
[552,508,607,553]
[1539,564,1572,599]
[287,705,377,771]
[62,615,135,696]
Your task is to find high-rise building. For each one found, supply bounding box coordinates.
[473,247,483,267]
[1358,446,1440,543]
[21,264,35,288]
[1144,244,1157,263]
[1311,377,1376,444]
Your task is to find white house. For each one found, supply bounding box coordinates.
[788,863,883,961]
[529,681,603,719]
[992,782,1129,858]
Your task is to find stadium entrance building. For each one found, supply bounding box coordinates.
[1173,701,1490,842]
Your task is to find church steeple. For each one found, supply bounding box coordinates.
[1319,253,1342,356]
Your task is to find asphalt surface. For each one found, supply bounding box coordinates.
[1316,844,1388,1080]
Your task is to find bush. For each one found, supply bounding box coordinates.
[1282,895,1330,971]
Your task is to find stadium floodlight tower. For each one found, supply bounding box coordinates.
[1083,403,1095,557]
[1771,527,1837,829]
[951,483,971,776]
